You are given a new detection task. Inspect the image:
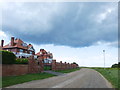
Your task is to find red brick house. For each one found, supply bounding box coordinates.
[1,37,35,58]
[36,49,53,63]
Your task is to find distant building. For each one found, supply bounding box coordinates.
[36,49,53,63]
[1,37,35,58]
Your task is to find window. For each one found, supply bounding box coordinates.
[21,43,27,47]
[49,60,52,63]
[40,52,42,54]
[30,51,33,54]
[19,49,23,52]
[49,59,52,63]
[44,59,48,63]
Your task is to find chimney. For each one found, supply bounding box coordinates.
[11,37,14,46]
[1,40,4,47]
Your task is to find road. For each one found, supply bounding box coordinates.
[7,68,112,88]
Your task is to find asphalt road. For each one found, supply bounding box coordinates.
[7,68,112,88]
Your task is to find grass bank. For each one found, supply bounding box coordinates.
[91,67,119,88]
[55,67,80,73]
[2,72,56,87]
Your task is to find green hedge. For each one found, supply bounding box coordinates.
[1,50,16,64]
[15,58,28,64]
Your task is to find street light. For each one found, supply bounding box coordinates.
[103,50,105,69]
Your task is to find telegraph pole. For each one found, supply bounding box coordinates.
[103,50,105,69]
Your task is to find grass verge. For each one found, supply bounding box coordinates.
[2,72,56,87]
[55,67,80,73]
[91,67,119,88]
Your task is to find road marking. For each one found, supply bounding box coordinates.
[51,74,84,88]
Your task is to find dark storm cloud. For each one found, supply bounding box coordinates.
[2,2,118,47]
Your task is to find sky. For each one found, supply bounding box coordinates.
[0,2,118,67]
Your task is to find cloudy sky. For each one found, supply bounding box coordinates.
[1,2,118,67]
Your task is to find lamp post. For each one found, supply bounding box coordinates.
[103,50,105,69]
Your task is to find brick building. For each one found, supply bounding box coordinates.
[1,37,35,58]
[36,49,53,63]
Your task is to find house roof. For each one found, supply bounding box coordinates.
[36,49,53,58]
[36,52,41,56]
[28,44,32,48]
[36,49,47,56]
[3,38,33,50]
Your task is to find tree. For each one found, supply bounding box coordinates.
[111,62,120,68]
[72,62,79,66]
[73,62,77,64]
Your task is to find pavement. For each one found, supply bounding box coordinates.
[6,68,113,88]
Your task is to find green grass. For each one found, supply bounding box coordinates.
[2,72,56,87]
[0,77,2,88]
[91,67,119,88]
[55,67,80,73]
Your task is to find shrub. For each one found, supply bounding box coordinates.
[111,62,120,68]
[15,58,28,64]
[111,64,118,68]
[1,50,16,64]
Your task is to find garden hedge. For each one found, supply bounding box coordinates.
[1,50,16,64]
[15,58,28,64]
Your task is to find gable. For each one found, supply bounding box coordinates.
[28,46,35,52]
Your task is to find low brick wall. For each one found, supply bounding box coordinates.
[2,56,78,76]
[52,60,78,71]
[2,64,28,76]
[2,56,44,77]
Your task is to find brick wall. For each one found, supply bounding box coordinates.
[2,56,78,76]
[0,46,2,50]
[25,56,44,74]
[28,56,39,74]
[2,56,44,76]
[38,57,44,72]
[2,64,28,76]
[52,60,78,71]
